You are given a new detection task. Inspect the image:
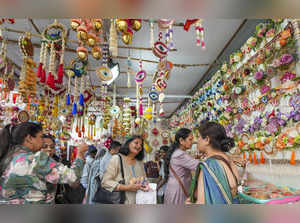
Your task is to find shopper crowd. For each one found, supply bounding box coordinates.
[0,121,244,204]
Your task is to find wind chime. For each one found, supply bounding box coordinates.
[37,20,66,93]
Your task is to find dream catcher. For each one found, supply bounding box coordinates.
[116,19,142,45]
[18,32,37,101]
[38,20,66,93]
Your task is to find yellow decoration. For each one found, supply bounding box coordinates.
[144,142,152,154]
[132,20,142,31]
[116,19,128,33]
[144,106,153,120]
[122,33,132,45]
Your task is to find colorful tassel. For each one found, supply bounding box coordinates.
[253,152,258,165]
[72,103,77,115]
[243,152,246,161]
[41,69,46,83]
[139,103,143,116]
[37,63,43,78]
[79,93,84,106]
[56,63,64,84]
[66,94,70,106]
[248,152,252,163]
[260,152,265,164]
[290,151,296,165]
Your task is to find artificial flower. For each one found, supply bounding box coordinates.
[254,71,264,80]
[280,72,296,83]
[247,36,257,49]
[234,86,243,95]
[279,54,293,65]
[221,63,228,73]
[260,85,271,94]
[266,28,276,38]
[261,96,268,104]
[226,106,233,113]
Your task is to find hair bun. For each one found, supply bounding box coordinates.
[220,137,235,152]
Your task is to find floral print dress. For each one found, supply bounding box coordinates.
[0,146,84,204]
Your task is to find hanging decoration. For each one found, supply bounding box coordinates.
[88,114,96,140]
[135,60,147,124]
[184,19,205,49]
[18,33,37,100]
[38,20,67,94]
[149,19,154,48]
[116,19,142,45]
[70,19,103,60]
[109,19,118,57]
[158,19,175,50]
[123,97,132,136]
[152,32,169,59]
[126,51,132,88]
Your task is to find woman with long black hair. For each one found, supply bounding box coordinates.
[164,128,200,204]
[0,122,88,204]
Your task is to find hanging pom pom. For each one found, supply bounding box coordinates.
[79,93,84,106]
[72,103,77,115]
[260,152,265,164]
[290,151,296,165]
[37,63,43,78]
[66,94,70,106]
[253,152,258,165]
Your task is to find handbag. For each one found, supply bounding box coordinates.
[93,154,126,204]
[169,165,189,197]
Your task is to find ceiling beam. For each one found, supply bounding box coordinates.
[28,19,41,35]
[168,19,248,119]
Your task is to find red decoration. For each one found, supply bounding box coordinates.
[56,63,64,84]
[37,63,43,78]
[152,128,159,136]
[40,68,46,83]
[184,19,199,31]
[104,137,113,149]
[162,138,168,145]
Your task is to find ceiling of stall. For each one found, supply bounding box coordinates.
[1,19,252,117]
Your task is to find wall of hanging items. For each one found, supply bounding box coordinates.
[171,19,300,187]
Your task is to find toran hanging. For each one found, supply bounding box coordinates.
[38,20,66,93]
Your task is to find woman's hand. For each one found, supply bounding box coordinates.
[76,143,89,159]
[126,183,143,192]
[185,198,193,204]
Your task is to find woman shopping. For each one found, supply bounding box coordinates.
[164,128,200,205]
[187,121,240,204]
[101,136,148,204]
[0,122,88,204]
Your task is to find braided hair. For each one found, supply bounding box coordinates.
[164,128,192,181]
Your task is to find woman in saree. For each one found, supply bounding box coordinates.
[187,121,240,204]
